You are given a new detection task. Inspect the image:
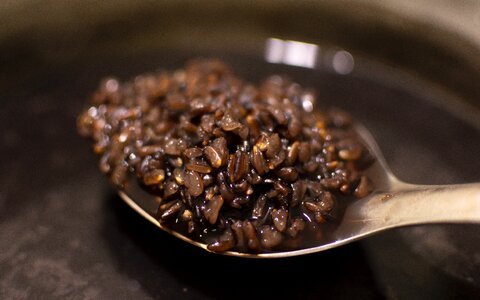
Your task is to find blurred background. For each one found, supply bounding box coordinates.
[1,0,480,93]
[1,1,480,299]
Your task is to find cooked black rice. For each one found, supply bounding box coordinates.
[78,59,373,253]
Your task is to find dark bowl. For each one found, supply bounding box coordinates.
[1,1,479,299]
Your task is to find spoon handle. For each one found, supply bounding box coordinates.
[338,182,480,238]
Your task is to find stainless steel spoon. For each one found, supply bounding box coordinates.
[118,124,480,258]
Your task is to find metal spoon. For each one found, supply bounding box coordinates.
[118,123,480,258]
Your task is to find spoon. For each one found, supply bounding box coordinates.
[118,123,480,258]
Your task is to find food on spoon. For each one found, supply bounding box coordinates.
[77,59,373,253]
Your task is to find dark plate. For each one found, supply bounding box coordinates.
[1,2,480,299]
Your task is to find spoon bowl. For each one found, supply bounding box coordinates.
[118,123,480,258]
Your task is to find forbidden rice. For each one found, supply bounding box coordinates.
[78,59,373,253]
